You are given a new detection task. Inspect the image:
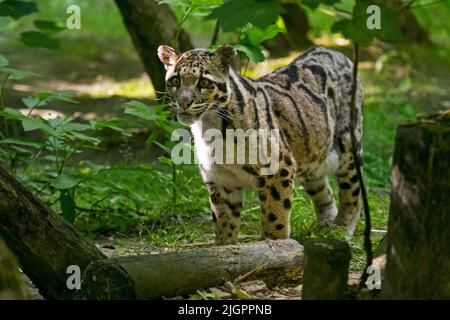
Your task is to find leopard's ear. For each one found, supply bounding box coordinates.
[157,45,179,70]
[214,45,235,69]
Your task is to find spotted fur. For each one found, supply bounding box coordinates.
[158,45,363,244]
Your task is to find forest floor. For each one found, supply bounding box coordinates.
[3,35,449,299]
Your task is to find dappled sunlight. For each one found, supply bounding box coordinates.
[12,74,155,100]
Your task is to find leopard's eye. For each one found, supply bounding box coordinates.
[169,77,180,87]
[198,78,211,89]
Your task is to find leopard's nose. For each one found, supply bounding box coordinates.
[179,97,193,109]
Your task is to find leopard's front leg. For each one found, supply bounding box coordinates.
[256,162,295,240]
[206,182,244,245]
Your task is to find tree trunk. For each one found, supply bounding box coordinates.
[373,0,430,44]
[302,239,351,300]
[264,3,311,57]
[0,166,106,300]
[76,240,303,300]
[114,0,193,97]
[0,239,27,300]
[383,111,450,299]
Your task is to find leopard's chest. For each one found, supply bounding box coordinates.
[191,121,256,189]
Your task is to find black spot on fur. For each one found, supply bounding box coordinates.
[338,138,346,153]
[268,212,277,222]
[228,233,232,237]
[327,87,335,100]
[217,82,227,93]
[270,186,281,200]
[259,193,267,202]
[348,162,356,171]
[228,202,237,211]
[211,211,216,222]
[339,182,352,190]
[350,175,358,183]
[280,169,289,177]
[276,224,284,230]
[223,187,233,194]
[232,210,241,217]
[230,224,235,230]
[211,193,220,204]
[352,187,360,197]
[305,185,325,196]
[285,157,292,166]
[283,199,291,209]
[257,177,266,188]
[282,180,290,188]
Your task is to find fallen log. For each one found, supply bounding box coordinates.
[0,239,27,300]
[76,239,303,300]
[383,111,450,299]
[0,166,106,299]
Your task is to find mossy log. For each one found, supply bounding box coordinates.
[76,240,303,300]
[302,239,351,300]
[0,166,106,299]
[383,111,450,299]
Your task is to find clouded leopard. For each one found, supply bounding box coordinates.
[158,45,363,245]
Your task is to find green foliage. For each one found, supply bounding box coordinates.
[157,0,222,16]
[234,24,284,62]
[0,0,37,19]
[208,0,283,32]
[0,0,63,50]
[33,20,65,36]
[301,0,341,10]
[332,2,403,45]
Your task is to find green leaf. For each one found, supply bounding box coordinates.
[59,190,76,224]
[52,90,78,103]
[234,44,265,62]
[89,119,132,137]
[0,66,37,80]
[33,20,64,36]
[22,96,40,109]
[0,16,13,30]
[0,54,9,67]
[208,0,283,32]
[243,24,283,46]
[0,0,38,20]
[301,0,341,10]
[124,101,159,121]
[0,137,44,149]
[20,31,61,49]
[37,91,53,100]
[22,117,45,131]
[52,173,81,190]
[63,122,91,132]
[0,107,25,120]
[68,131,101,145]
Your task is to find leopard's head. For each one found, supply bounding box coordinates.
[157,45,234,125]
